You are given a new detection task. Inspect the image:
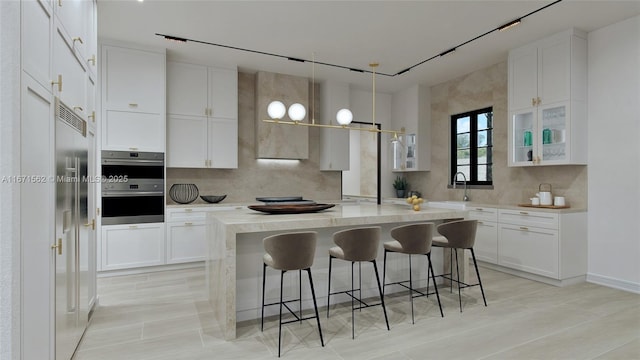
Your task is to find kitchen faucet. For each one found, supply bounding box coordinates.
[452,171,470,201]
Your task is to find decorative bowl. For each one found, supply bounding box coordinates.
[169,183,199,204]
[200,195,227,204]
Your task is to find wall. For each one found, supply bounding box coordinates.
[587,15,640,292]
[404,61,588,208]
[167,72,342,203]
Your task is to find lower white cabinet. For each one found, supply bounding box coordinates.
[467,206,498,264]
[165,206,237,264]
[166,208,208,264]
[496,209,586,282]
[100,223,165,271]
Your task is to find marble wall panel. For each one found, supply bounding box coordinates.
[255,71,309,159]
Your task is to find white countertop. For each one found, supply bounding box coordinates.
[206,202,467,233]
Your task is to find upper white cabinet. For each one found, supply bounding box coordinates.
[22,0,53,90]
[166,61,238,168]
[508,29,587,167]
[319,81,350,171]
[101,43,166,152]
[391,84,431,171]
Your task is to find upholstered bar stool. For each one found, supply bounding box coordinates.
[326,226,390,339]
[261,231,324,357]
[431,219,487,312]
[382,222,443,324]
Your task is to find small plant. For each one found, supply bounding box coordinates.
[393,176,408,190]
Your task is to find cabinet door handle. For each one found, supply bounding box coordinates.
[129,103,138,108]
[477,221,484,225]
[129,147,138,151]
[73,106,84,113]
[51,74,62,92]
[537,97,542,106]
[84,219,95,230]
[519,211,529,215]
[532,97,536,106]
[475,208,484,211]
[88,111,96,122]
[129,225,138,229]
[184,222,193,226]
[519,226,529,231]
[51,238,62,255]
[88,54,96,66]
[72,37,84,45]
[185,208,193,212]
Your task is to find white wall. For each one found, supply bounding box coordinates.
[587,15,640,293]
[0,2,22,359]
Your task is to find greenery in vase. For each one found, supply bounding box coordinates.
[393,176,408,190]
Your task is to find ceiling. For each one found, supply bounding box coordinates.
[97,0,640,93]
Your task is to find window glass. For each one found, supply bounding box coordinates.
[451,107,493,186]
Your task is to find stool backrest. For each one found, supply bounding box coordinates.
[390,222,435,254]
[436,219,478,249]
[332,227,381,261]
[263,231,317,270]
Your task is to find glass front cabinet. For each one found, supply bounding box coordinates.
[510,103,572,166]
[507,29,587,167]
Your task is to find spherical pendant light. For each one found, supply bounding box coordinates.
[288,103,306,121]
[336,108,353,126]
[267,101,286,120]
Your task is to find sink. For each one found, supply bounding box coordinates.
[427,201,468,210]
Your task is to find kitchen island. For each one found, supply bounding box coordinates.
[206,202,467,340]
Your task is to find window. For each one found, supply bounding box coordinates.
[451,107,493,186]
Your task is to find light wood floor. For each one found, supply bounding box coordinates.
[73,265,640,359]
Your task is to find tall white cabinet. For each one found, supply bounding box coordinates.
[508,29,587,167]
[17,0,97,359]
[166,61,238,168]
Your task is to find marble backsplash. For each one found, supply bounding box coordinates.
[167,72,342,205]
[404,61,588,209]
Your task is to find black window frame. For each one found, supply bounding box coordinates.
[450,107,493,186]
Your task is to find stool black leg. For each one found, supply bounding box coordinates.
[299,269,302,324]
[261,263,266,331]
[306,268,324,347]
[427,253,444,317]
[454,248,462,313]
[278,270,285,357]
[358,262,362,312]
[327,255,333,318]
[470,248,487,306]
[351,261,355,339]
[450,248,454,293]
[372,260,390,331]
[409,254,414,324]
[382,249,388,296]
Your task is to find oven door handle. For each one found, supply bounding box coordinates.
[102,159,164,166]
[102,191,164,197]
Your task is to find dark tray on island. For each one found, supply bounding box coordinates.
[248,203,335,214]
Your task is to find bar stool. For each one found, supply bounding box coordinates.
[326,226,390,339]
[261,231,324,357]
[431,219,487,312]
[382,222,443,324]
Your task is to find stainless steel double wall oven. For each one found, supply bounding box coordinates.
[101,150,164,225]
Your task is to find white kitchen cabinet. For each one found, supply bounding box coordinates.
[497,208,586,283]
[166,61,238,168]
[53,22,87,115]
[22,0,53,90]
[508,29,587,167]
[101,43,166,152]
[100,223,165,271]
[54,0,88,60]
[319,80,350,171]
[467,206,498,264]
[391,84,431,171]
[166,208,208,264]
[165,206,238,264]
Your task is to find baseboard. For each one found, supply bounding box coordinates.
[97,261,204,278]
[586,273,640,294]
[477,261,585,287]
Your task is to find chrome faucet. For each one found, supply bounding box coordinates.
[452,171,470,201]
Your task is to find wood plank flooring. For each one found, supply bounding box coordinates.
[73,265,640,359]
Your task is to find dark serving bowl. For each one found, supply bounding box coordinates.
[200,195,227,204]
